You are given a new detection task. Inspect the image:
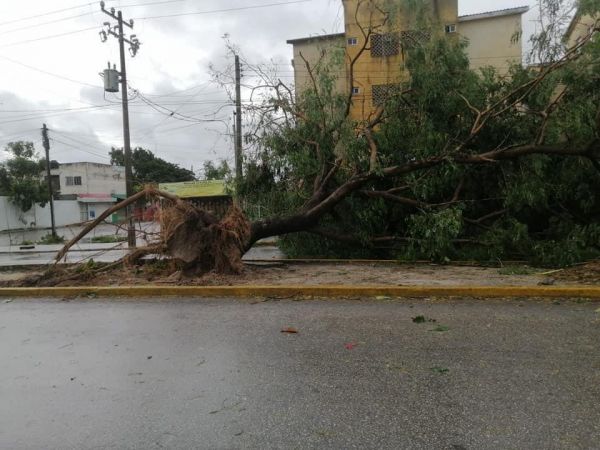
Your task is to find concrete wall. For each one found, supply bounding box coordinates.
[460,14,524,74]
[0,197,81,231]
[49,163,126,197]
[291,35,347,96]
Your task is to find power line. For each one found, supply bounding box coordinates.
[0,11,95,36]
[134,0,312,20]
[0,105,113,114]
[50,130,112,155]
[50,137,111,161]
[0,54,102,88]
[0,3,97,27]
[0,128,41,141]
[0,1,313,49]
[0,105,119,125]
[132,88,231,124]
[0,26,99,49]
[120,0,187,8]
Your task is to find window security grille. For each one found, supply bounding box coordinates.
[66,176,74,186]
[74,176,82,186]
[371,33,399,57]
[372,84,398,106]
[400,30,431,50]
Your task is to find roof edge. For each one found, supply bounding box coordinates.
[459,6,530,23]
[287,32,345,45]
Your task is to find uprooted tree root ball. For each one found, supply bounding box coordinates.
[26,187,254,286]
[162,202,251,275]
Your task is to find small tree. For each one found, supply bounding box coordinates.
[202,160,231,180]
[0,141,49,212]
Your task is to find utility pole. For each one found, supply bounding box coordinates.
[99,0,141,249]
[234,54,243,182]
[41,124,57,239]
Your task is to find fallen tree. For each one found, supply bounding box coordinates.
[55,187,250,275]
[53,0,600,275]
[230,1,600,267]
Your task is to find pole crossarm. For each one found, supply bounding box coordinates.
[100,1,134,28]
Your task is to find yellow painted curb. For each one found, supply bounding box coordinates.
[0,285,599,299]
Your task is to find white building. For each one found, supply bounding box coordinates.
[49,162,126,222]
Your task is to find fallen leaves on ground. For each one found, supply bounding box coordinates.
[281,327,298,334]
[553,260,600,284]
[345,342,358,350]
[412,315,436,323]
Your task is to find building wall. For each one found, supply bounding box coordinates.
[460,14,524,74]
[566,13,597,47]
[342,0,458,120]
[78,202,117,223]
[49,163,126,197]
[0,197,81,231]
[289,1,526,122]
[291,35,347,96]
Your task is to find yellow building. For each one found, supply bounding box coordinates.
[565,10,598,47]
[287,1,529,121]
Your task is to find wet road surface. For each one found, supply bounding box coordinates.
[1,297,599,449]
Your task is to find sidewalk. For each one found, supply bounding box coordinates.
[0,242,285,267]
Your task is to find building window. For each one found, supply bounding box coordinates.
[400,30,431,50]
[371,33,399,57]
[80,204,89,223]
[445,24,457,34]
[372,84,398,107]
[352,87,360,95]
[74,176,82,186]
[347,37,358,46]
[65,176,74,186]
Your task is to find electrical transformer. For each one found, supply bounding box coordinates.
[103,65,120,93]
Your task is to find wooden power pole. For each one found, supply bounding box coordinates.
[41,124,57,239]
[100,1,141,248]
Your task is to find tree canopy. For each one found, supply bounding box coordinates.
[202,160,231,180]
[0,141,49,212]
[109,147,195,185]
[232,0,600,267]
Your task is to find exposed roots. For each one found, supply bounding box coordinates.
[162,203,251,275]
[45,188,253,286]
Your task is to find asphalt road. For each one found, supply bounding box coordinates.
[1,297,599,449]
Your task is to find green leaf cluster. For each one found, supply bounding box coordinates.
[0,141,49,212]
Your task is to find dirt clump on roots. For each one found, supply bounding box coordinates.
[161,202,251,276]
[553,260,600,284]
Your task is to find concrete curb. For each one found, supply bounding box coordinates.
[0,285,599,299]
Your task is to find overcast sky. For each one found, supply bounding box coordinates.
[0,0,537,174]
